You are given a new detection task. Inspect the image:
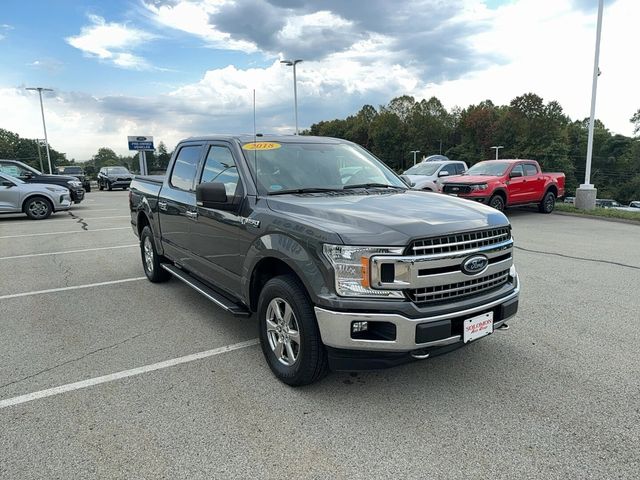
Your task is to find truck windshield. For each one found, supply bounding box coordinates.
[466,161,510,176]
[403,163,441,176]
[242,141,406,194]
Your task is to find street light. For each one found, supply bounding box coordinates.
[26,87,53,174]
[576,0,604,210]
[280,59,303,135]
[491,145,504,160]
[410,150,421,166]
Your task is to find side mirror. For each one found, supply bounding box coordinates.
[1,180,15,187]
[438,170,450,177]
[22,171,34,179]
[399,175,415,187]
[196,182,230,209]
[510,170,523,178]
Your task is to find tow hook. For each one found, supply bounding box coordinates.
[497,323,509,331]
[411,352,430,360]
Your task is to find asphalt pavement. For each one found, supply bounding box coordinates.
[1,192,638,479]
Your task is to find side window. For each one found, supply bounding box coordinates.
[524,164,538,176]
[511,165,524,177]
[455,163,466,174]
[440,164,453,175]
[170,145,202,191]
[199,146,240,196]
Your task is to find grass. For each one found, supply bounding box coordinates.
[555,203,640,223]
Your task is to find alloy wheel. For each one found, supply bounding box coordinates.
[265,297,301,366]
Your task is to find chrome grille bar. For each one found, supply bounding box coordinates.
[408,270,510,303]
[410,227,511,256]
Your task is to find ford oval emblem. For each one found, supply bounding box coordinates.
[136,136,147,141]
[461,255,489,275]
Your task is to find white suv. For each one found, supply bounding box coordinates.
[402,161,468,191]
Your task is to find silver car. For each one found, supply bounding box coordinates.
[0,172,72,220]
[402,160,468,191]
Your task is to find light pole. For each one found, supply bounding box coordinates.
[36,139,44,172]
[280,59,303,135]
[26,87,53,174]
[576,0,604,210]
[410,150,420,166]
[491,145,504,160]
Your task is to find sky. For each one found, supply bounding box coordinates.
[0,0,636,161]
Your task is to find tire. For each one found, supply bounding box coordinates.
[107,182,113,191]
[24,196,52,220]
[489,194,506,211]
[85,185,91,193]
[539,191,556,213]
[258,275,328,386]
[140,226,171,282]
[98,182,104,191]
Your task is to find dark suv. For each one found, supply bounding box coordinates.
[97,166,134,190]
[0,159,85,203]
[57,165,91,192]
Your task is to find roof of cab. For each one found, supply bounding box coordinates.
[181,134,346,144]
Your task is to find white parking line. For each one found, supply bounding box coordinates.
[0,277,146,300]
[0,244,138,261]
[0,227,130,239]
[0,339,259,410]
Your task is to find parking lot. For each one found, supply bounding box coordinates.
[1,191,639,479]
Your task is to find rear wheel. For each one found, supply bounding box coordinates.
[98,181,104,191]
[539,191,556,213]
[489,194,505,211]
[24,196,52,220]
[258,275,328,386]
[140,226,171,282]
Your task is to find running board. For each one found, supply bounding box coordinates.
[160,263,250,317]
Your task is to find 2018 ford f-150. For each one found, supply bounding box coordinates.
[129,135,520,385]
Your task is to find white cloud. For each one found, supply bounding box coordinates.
[66,15,157,70]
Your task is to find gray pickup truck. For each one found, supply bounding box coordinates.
[129,135,519,385]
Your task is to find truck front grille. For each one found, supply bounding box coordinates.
[409,227,511,256]
[442,184,473,195]
[407,269,510,303]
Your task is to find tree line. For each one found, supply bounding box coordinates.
[305,93,640,203]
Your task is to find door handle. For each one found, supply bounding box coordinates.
[185,210,198,220]
[158,201,167,211]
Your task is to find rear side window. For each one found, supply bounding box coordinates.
[170,145,202,191]
[524,164,538,176]
[200,146,240,196]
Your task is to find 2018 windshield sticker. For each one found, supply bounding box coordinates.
[242,142,281,151]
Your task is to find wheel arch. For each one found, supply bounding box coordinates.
[21,193,55,213]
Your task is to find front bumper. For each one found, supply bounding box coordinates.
[108,178,132,187]
[70,188,85,203]
[314,270,519,370]
[446,193,489,204]
[54,194,73,211]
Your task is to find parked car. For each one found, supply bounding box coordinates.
[0,159,85,203]
[402,160,468,191]
[0,172,72,219]
[611,200,640,212]
[97,166,134,190]
[441,159,565,213]
[57,165,91,192]
[563,196,575,204]
[596,199,623,209]
[130,135,519,386]
[630,201,640,209]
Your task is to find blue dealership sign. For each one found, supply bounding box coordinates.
[127,135,154,151]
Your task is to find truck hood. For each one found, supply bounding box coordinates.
[442,175,497,184]
[266,190,508,245]
[38,174,79,183]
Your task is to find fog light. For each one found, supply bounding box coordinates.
[351,321,368,333]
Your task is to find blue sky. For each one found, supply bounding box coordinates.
[0,0,634,160]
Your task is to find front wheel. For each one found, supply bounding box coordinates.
[24,196,52,220]
[258,275,328,386]
[489,194,505,211]
[98,182,104,191]
[539,191,556,213]
[140,226,171,282]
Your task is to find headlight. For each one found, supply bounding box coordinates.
[469,184,488,192]
[67,180,83,187]
[323,244,405,298]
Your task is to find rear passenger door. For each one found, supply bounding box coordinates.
[158,143,203,266]
[523,163,544,202]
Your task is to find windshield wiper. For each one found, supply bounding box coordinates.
[343,183,405,190]
[268,187,343,195]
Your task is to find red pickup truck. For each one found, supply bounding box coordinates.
[441,160,565,213]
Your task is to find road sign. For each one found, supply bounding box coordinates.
[128,136,154,151]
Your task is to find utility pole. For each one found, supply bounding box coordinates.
[280,59,303,134]
[26,87,54,174]
[410,150,420,166]
[491,145,504,160]
[576,0,604,210]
